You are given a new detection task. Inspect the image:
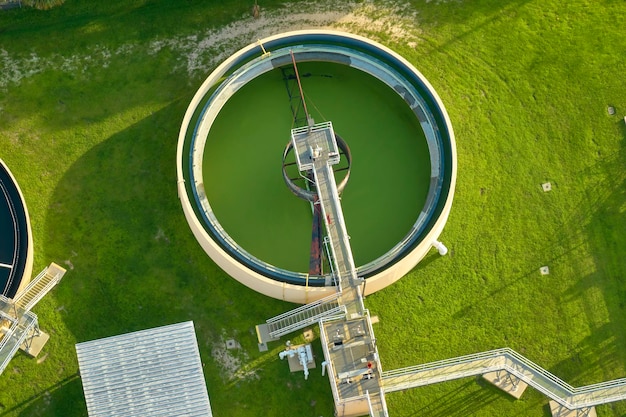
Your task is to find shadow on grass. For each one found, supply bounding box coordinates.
[563,122,626,336]
[42,100,286,342]
[545,122,626,415]
[0,373,83,417]
[0,0,252,47]
[403,379,505,417]
[450,266,537,321]
[506,122,625,411]
[412,0,532,51]
[39,99,303,417]
[453,121,626,327]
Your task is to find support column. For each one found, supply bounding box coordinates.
[482,370,529,399]
[549,402,596,417]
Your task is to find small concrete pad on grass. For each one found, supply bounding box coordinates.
[286,344,316,373]
[20,331,49,358]
[483,371,529,399]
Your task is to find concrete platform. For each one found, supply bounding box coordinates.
[483,371,528,399]
[255,323,279,345]
[20,330,49,358]
[549,401,596,417]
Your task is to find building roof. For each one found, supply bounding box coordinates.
[75,321,213,417]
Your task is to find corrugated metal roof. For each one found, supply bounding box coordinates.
[76,321,213,417]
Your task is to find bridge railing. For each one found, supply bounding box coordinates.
[382,348,626,410]
[266,292,340,324]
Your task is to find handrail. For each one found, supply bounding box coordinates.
[266,292,340,323]
[379,387,389,417]
[12,263,66,313]
[15,273,60,313]
[268,307,344,338]
[381,347,626,410]
[12,267,47,304]
[319,319,342,404]
[0,309,38,375]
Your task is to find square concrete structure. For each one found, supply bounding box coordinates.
[303,328,314,342]
[20,330,49,358]
[286,344,316,373]
[483,371,529,399]
[76,321,213,417]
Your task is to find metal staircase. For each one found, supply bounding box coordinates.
[0,262,66,376]
[256,293,344,343]
[381,348,626,411]
[12,262,66,313]
[0,296,39,375]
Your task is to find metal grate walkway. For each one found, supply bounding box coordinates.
[381,348,626,411]
[256,293,344,343]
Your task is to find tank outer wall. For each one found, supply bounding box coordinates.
[0,159,34,298]
[177,30,456,303]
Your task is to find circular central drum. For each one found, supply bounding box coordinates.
[177,30,456,303]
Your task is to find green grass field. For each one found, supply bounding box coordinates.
[0,1,625,416]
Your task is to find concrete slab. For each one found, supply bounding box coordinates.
[303,328,315,342]
[255,323,279,344]
[20,330,49,358]
[483,371,529,399]
[549,401,596,417]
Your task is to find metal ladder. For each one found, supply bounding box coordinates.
[12,263,66,313]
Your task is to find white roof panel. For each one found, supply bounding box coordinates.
[76,321,212,417]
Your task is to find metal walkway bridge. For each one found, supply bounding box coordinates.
[257,120,388,417]
[256,292,344,342]
[381,348,626,413]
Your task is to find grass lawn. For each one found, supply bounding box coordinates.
[1,0,625,416]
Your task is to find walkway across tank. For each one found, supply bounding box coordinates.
[177,30,457,304]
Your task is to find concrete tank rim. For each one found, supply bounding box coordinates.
[0,158,34,298]
[176,29,456,303]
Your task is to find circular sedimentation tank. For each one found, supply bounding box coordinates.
[177,30,456,303]
[0,159,33,298]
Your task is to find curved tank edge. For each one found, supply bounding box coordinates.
[177,30,457,303]
[0,158,34,299]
